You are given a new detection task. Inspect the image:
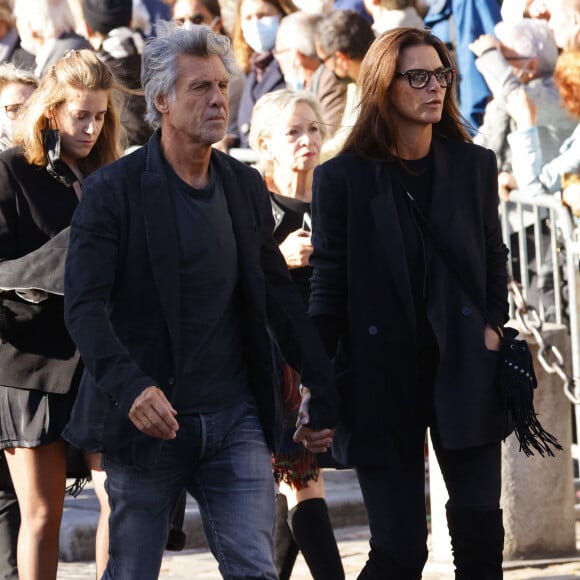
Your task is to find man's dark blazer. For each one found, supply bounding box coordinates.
[309,138,511,468]
[63,131,337,467]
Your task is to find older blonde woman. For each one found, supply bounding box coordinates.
[249,88,344,580]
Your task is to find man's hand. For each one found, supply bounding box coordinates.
[279,229,313,269]
[468,34,499,57]
[128,386,179,440]
[292,386,335,453]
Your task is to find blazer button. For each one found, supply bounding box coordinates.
[461,306,473,316]
[168,376,175,385]
[368,325,378,336]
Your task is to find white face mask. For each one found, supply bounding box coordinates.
[241,15,280,54]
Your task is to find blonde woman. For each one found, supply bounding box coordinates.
[249,89,344,580]
[0,50,123,580]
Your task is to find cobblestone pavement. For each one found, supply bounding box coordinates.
[56,524,580,579]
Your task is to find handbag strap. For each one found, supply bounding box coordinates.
[403,189,483,314]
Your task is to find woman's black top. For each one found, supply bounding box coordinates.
[271,192,312,306]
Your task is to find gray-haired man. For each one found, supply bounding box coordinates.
[63,21,338,579]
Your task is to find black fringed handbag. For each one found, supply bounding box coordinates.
[498,326,562,456]
[403,190,562,457]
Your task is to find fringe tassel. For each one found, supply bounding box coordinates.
[273,447,319,490]
[500,330,563,457]
[65,477,90,498]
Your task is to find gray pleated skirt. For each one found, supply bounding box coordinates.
[0,386,74,449]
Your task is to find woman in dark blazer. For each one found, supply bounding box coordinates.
[307,28,510,579]
[0,50,122,580]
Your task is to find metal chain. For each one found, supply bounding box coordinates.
[509,279,580,404]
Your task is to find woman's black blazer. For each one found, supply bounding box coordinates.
[0,147,80,393]
[309,138,510,467]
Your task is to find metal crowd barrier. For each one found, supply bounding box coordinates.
[500,192,580,444]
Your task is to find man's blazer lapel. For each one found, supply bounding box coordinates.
[214,153,261,283]
[141,143,181,361]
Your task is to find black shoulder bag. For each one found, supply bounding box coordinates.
[404,190,562,457]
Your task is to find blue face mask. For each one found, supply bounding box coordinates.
[241,15,280,53]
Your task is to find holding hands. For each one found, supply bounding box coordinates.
[293,386,335,453]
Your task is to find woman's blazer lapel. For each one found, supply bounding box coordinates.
[369,161,414,326]
[428,139,457,245]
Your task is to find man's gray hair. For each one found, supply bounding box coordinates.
[495,18,559,77]
[142,20,239,129]
[276,12,322,59]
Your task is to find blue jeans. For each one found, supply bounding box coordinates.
[102,399,277,579]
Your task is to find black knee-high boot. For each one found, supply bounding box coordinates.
[274,492,299,580]
[357,543,426,580]
[446,506,504,579]
[288,497,345,580]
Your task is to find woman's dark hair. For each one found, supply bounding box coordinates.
[342,27,472,159]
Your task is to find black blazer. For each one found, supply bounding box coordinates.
[63,131,338,467]
[0,148,80,394]
[309,138,510,467]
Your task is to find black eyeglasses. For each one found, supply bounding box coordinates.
[1,104,22,120]
[397,68,456,89]
[174,13,207,25]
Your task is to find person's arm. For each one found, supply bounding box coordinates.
[254,172,340,430]
[507,89,580,195]
[64,170,178,439]
[470,35,522,97]
[0,158,18,262]
[481,148,510,334]
[308,161,348,353]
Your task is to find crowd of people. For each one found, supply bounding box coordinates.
[0,0,578,579]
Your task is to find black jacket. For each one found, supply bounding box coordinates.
[0,148,80,394]
[309,139,510,467]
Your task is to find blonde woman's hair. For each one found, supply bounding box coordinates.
[249,88,328,177]
[14,49,124,175]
